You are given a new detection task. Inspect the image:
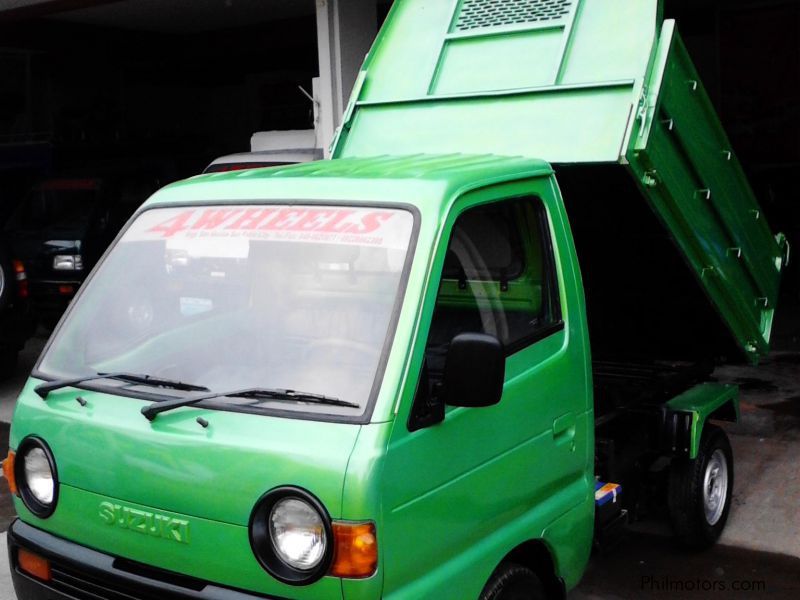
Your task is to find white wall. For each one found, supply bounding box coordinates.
[315,0,377,156]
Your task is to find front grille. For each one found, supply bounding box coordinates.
[10,520,274,600]
[455,0,573,31]
[50,561,204,600]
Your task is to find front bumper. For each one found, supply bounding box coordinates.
[8,519,285,600]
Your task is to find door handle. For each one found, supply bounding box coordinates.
[552,412,576,445]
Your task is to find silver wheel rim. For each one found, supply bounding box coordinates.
[0,265,5,299]
[703,449,729,525]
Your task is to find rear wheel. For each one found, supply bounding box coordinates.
[479,563,545,600]
[668,424,734,548]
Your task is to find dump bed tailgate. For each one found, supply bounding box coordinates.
[628,20,786,361]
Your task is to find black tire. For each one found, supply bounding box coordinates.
[668,424,734,549]
[479,563,545,600]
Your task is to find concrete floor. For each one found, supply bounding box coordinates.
[0,303,798,599]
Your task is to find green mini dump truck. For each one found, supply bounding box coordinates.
[3,1,789,599]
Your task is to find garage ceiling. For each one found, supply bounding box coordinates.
[0,0,315,32]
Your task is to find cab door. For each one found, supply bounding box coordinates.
[380,181,593,599]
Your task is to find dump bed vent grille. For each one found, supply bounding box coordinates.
[455,0,572,31]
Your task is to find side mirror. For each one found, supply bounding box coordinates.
[443,333,505,408]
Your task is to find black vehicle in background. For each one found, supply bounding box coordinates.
[0,237,35,379]
[5,174,155,329]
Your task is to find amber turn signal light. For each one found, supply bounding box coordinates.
[331,521,377,578]
[2,451,17,495]
[17,548,52,582]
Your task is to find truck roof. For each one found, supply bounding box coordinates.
[149,153,553,207]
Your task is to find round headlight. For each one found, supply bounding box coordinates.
[15,437,58,518]
[249,487,333,585]
[24,448,54,504]
[269,498,327,570]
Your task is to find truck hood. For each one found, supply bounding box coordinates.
[11,378,361,526]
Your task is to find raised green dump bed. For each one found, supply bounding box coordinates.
[333,0,788,363]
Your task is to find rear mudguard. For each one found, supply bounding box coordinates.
[664,383,738,459]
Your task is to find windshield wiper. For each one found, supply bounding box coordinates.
[141,388,359,421]
[35,372,210,399]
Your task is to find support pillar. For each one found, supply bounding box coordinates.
[315,0,377,157]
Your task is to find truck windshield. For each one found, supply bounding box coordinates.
[37,204,415,419]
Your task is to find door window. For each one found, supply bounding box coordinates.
[426,196,561,381]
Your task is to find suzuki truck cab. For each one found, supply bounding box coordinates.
[7,157,594,600]
[4,1,788,599]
